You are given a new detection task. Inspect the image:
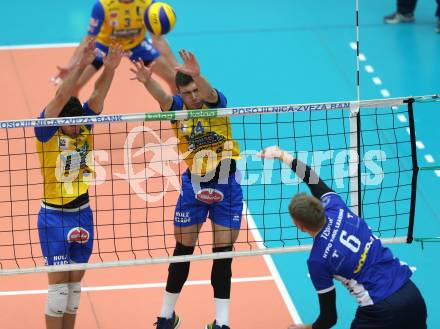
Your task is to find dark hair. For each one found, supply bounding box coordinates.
[288,193,326,231]
[175,71,194,89]
[59,97,83,117]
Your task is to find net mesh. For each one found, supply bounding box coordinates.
[0,97,419,274]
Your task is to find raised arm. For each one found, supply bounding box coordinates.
[51,36,96,85]
[130,60,174,111]
[175,49,218,104]
[150,35,179,68]
[44,40,96,118]
[258,146,333,199]
[87,44,124,114]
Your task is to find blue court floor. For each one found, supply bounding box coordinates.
[2,1,440,328]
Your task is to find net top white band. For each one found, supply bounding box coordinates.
[1,94,437,129]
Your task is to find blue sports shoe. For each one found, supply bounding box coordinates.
[205,320,230,329]
[154,312,180,329]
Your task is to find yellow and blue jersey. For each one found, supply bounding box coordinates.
[169,90,241,175]
[35,103,97,206]
[308,192,412,306]
[88,0,154,50]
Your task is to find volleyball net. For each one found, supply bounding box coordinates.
[0,94,437,275]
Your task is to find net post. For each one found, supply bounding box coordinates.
[405,98,418,243]
[349,102,361,216]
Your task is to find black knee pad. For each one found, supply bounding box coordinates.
[211,246,233,299]
[165,243,195,294]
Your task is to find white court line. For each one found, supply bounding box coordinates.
[380,89,390,97]
[372,77,382,85]
[416,141,425,149]
[0,43,78,50]
[350,40,438,178]
[397,114,407,123]
[424,154,435,163]
[0,276,274,297]
[365,65,374,73]
[243,203,303,324]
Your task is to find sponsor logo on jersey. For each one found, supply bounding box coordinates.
[321,195,331,208]
[353,236,374,273]
[67,227,90,244]
[112,28,142,38]
[58,136,68,150]
[196,188,224,204]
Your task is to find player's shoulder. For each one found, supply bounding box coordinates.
[99,0,115,5]
[320,191,346,210]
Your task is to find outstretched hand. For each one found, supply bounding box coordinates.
[102,44,124,70]
[256,146,285,160]
[51,66,71,85]
[51,38,96,85]
[175,49,200,77]
[257,146,294,165]
[78,38,97,69]
[130,59,156,84]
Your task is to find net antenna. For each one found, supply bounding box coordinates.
[349,0,362,216]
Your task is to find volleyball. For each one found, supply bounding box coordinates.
[145,2,176,36]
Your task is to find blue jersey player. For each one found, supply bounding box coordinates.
[258,146,427,329]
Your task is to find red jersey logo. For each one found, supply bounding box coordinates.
[196,188,224,204]
[67,227,90,244]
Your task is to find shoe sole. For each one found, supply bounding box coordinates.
[384,19,415,24]
[174,316,181,329]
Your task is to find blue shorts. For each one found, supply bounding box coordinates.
[174,170,243,229]
[37,205,94,265]
[351,280,427,329]
[95,38,160,64]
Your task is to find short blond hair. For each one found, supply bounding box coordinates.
[288,193,326,231]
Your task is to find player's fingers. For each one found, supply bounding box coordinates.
[132,60,139,70]
[179,49,188,61]
[148,61,157,70]
[129,68,139,77]
[50,76,62,85]
[116,44,124,56]
[85,39,94,51]
[182,49,189,61]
